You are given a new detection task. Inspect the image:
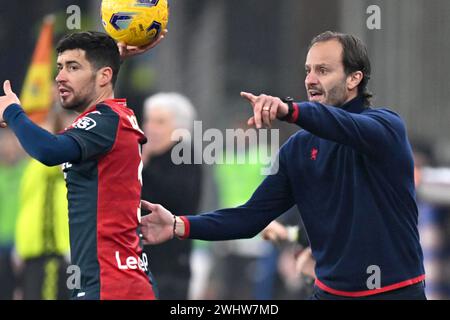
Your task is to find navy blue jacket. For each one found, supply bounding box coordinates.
[184,96,425,296]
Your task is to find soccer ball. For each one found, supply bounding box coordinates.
[101,0,169,47]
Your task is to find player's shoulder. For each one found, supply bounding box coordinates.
[67,103,121,132]
[96,99,129,115]
[75,102,118,120]
[96,99,144,137]
[83,99,135,121]
[96,99,138,121]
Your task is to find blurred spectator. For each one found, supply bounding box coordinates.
[413,141,450,299]
[0,131,26,300]
[262,219,315,279]
[14,107,75,300]
[261,215,315,299]
[141,92,203,299]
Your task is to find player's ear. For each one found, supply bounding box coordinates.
[97,67,113,87]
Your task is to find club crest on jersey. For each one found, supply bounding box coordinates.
[72,116,97,131]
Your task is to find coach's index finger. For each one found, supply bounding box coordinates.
[240,91,257,104]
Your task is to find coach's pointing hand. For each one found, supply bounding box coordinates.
[140,200,175,245]
[0,80,21,128]
[240,92,289,129]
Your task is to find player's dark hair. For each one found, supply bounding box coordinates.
[56,31,121,87]
[309,31,373,106]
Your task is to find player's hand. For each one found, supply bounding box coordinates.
[140,199,174,245]
[0,80,21,128]
[118,29,168,60]
[240,91,289,129]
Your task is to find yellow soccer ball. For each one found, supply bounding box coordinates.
[101,0,169,47]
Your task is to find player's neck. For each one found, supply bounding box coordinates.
[92,87,114,106]
[78,88,114,113]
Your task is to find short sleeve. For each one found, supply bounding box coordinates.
[63,104,120,161]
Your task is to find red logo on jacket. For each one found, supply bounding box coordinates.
[311,147,318,160]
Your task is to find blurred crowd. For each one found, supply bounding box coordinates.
[0,88,450,300]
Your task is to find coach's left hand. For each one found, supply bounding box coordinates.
[140,200,174,245]
[0,80,21,128]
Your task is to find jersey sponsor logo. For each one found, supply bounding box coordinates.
[72,116,97,131]
[115,251,148,272]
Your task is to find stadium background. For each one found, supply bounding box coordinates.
[1,0,450,299]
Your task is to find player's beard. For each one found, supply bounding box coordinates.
[60,74,98,113]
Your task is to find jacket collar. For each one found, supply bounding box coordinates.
[340,95,368,114]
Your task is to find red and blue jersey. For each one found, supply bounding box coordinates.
[63,99,155,300]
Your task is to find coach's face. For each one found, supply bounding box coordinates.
[305,39,360,107]
[55,49,98,112]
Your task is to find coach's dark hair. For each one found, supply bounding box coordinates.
[56,31,121,87]
[309,31,373,106]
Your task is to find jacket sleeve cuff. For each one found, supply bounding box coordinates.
[178,216,191,239]
[286,103,300,123]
